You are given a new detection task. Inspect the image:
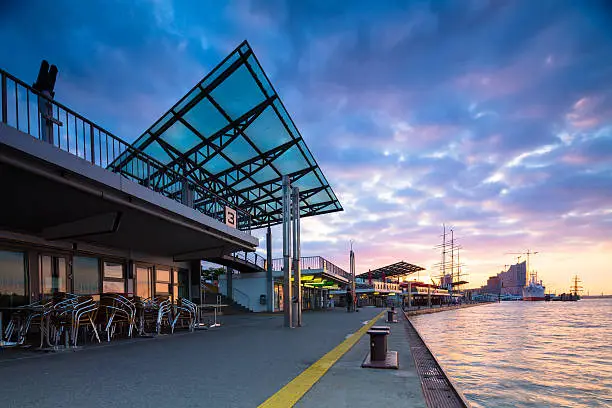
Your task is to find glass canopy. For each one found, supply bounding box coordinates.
[359,261,426,279]
[115,41,342,229]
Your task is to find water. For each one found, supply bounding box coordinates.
[410,299,612,408]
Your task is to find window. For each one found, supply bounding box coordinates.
[41,255,67,297]
[73,257,99,295]
[0,250,27,308]
[155,267,170,296]
[177,268,189,299]
[103,261,125,293]
[135,266,152,299]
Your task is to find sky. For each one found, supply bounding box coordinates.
[1,0,611,294]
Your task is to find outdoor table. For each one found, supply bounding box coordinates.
[197,303,228,328]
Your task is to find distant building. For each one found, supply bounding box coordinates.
[478,261,527,296]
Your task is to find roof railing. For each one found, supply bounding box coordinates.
[0,68,252,232]
[271,255,350,280]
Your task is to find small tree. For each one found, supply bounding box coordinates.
[202,267,226,281]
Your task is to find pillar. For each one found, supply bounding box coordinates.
[408,282,412,309]
[350,246,355,312]
[427,285,431,308]
[226,266,233,300]
[292,186,302,327]
[282,175,293,328]
[266,225,273,312]
[189,260,202,305]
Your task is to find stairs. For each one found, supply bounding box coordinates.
[203,293,252,314]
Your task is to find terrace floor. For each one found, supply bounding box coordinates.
[0,307,426,408]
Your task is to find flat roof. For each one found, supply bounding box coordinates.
[114,41,342,229]
[359,261,425,279]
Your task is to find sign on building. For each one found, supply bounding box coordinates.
[224,206,237,228]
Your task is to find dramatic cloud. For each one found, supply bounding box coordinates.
[1,0,611,292]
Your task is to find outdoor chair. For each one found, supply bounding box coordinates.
[171,298,197,333]
[99,294,136,342]
[71,296,100,346]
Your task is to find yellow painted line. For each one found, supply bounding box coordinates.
[258,310,386,408]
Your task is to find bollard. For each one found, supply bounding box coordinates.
[362,325,398,369]
[386,309,398,323]
[368,329,389,362]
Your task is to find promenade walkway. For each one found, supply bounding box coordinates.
[1,307,426,408]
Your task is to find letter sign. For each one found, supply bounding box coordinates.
[225,206,237,228]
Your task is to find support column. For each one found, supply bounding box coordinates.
[407,282,412,309]
[181,180,195,208]
[282,175,293,328]
[266,225,273,312]
[427,285,431,308]
[189,260,202,305]
[39,91,54,145]
[292,186,302,327]
[226,266,233,301]
[350,245,356,312]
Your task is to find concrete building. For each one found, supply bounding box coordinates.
[0,41,342,322]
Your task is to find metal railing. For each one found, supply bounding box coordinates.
[230,251,266,269]
[372,281,401,292]
[232,287,251,310]
[0,68,252,231]
[271,256,350,280]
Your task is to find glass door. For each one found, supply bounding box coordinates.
[40,254,68,298]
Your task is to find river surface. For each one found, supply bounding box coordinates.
[410,299,612,407]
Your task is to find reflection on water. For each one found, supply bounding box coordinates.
[410,299,612,408]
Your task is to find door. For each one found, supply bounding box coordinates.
[40,254,68,298]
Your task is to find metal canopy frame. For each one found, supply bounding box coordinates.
[360,261,425,280]
[114,40,342,230]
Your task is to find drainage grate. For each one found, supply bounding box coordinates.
[403,312,470,408]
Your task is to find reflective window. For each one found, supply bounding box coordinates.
[41,255,67,296]
[135,266,152,299]
[104,262,123,279]
[0,250,27,307]
[103,280,125,293]
[155,267,171,296]
[73,256,99,295]
[156,268,170,282]
[102,262,124,293]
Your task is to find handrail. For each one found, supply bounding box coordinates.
[231,250,265,269]
[0,68,252,231]
[232,287,250,310]
[271,255,350,280]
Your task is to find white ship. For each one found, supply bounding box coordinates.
[522,272,545,301]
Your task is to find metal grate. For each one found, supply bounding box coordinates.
[403,312,470,408]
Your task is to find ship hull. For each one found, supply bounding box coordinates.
[523,296,545,301]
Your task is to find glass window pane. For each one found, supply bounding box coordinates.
[104,262,124,279]
[57,258,67,293]
[41,255,52,295]
[103,280,125,293]
[177,269,188,299]
[156,268,170,282]
[135,267,152,299]
[73,256,99,295]
[0,250,27,307]
[155,282,169,294]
